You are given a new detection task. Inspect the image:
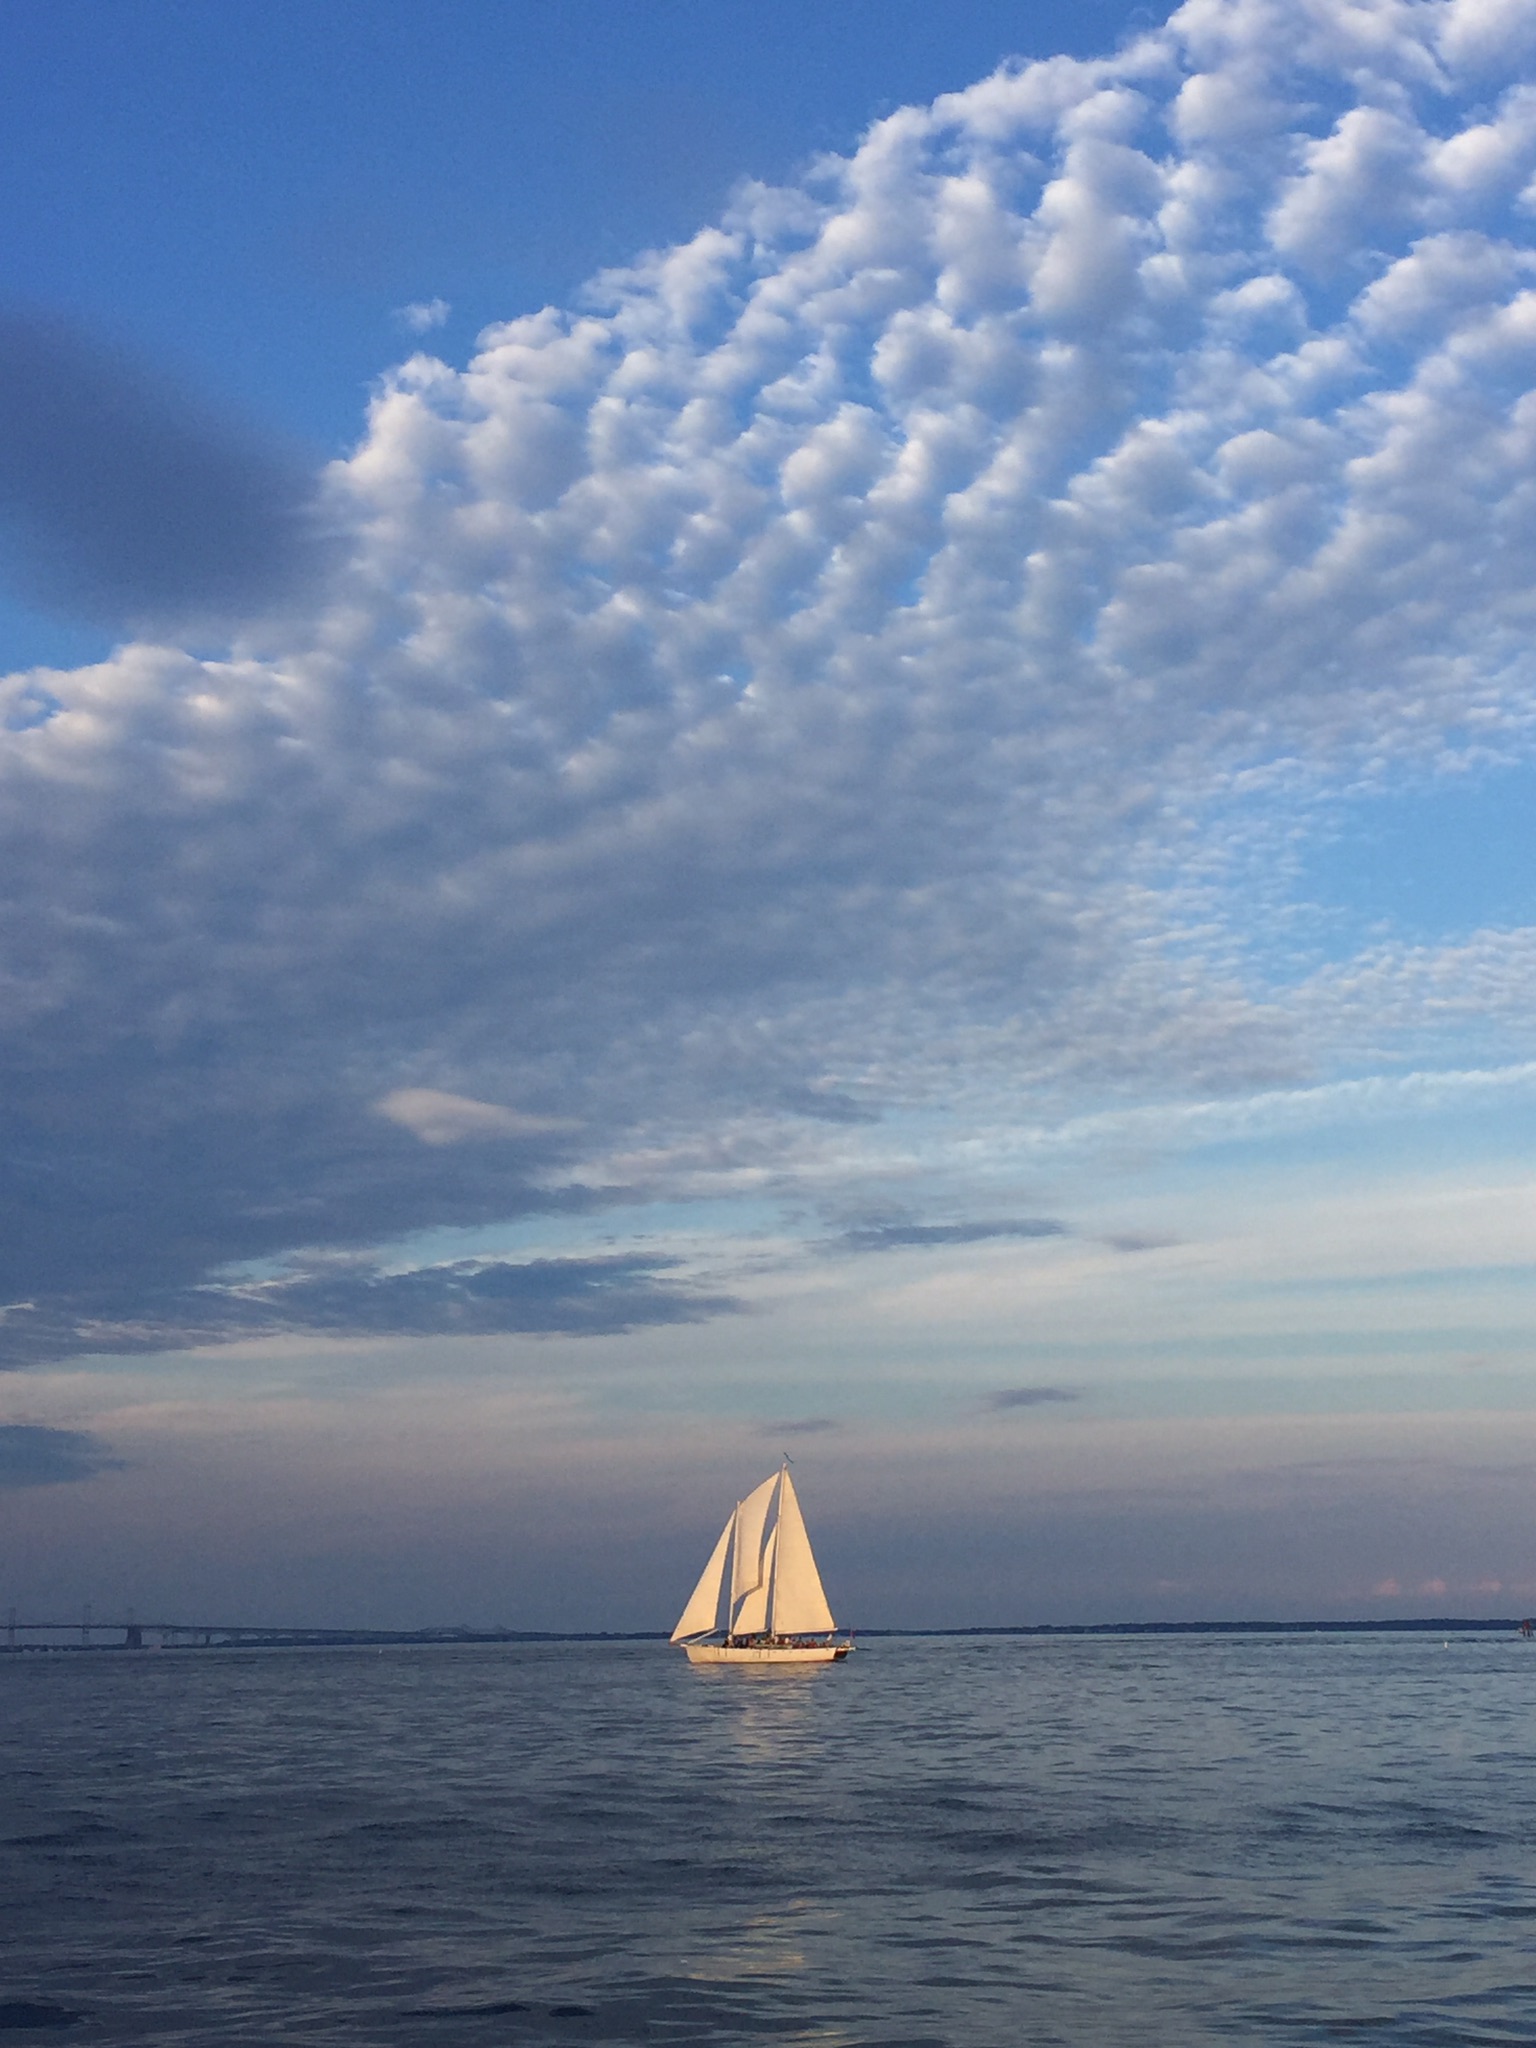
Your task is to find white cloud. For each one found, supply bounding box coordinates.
[395,298,451,333]
[7,0,1536,1356]
[376,1088,573,1145]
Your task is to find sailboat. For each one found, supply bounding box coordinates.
[670,1463,853,1665]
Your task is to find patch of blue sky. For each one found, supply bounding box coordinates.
[976,1070,1536,1199]
[1251,1264,1536,1300]
[1204,1087,1536,1166]
[1174,758,1536,1000]
[1291,761,1536,946]
[1,0,1162,459]
[370,1194,799,1275]
[915,1321,1531,1373]
[0,593,116,678]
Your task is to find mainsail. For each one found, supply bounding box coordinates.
[767,1468,835,1633]
[670,1467,837,1642]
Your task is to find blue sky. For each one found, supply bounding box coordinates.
[0,0,1142,666]
[5,0,1536,1632]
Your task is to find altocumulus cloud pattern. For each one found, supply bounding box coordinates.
[4,0,1536,1362]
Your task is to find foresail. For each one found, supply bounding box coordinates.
[767,1469,836,1634]
[670,1512,734,1641]
[727,1470,780,1629]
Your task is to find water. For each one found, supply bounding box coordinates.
[3,1633,1535,2045]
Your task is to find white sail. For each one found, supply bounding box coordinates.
[765,1468,836,1635]
[729,1471,780,1623]
[672,1464,842,1650]
[733,1524,778,1635]
[670,1512,733,1641]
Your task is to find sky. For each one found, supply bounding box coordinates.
[5,0,1536,1633]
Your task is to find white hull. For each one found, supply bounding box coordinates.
[670,1467,848,1665]
[683,1641,851,1665]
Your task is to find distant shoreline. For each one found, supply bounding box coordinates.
[2,1615,1528,1652]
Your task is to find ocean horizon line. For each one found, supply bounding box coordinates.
[4,1615,1530,1651]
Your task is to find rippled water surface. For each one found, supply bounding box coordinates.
[4,1634,1536,2044]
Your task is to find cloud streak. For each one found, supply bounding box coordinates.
[6,0,1536,1359]
[0,1422,122,1487]
[0,1253,734,1370]
[838,1218,1067,1252]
